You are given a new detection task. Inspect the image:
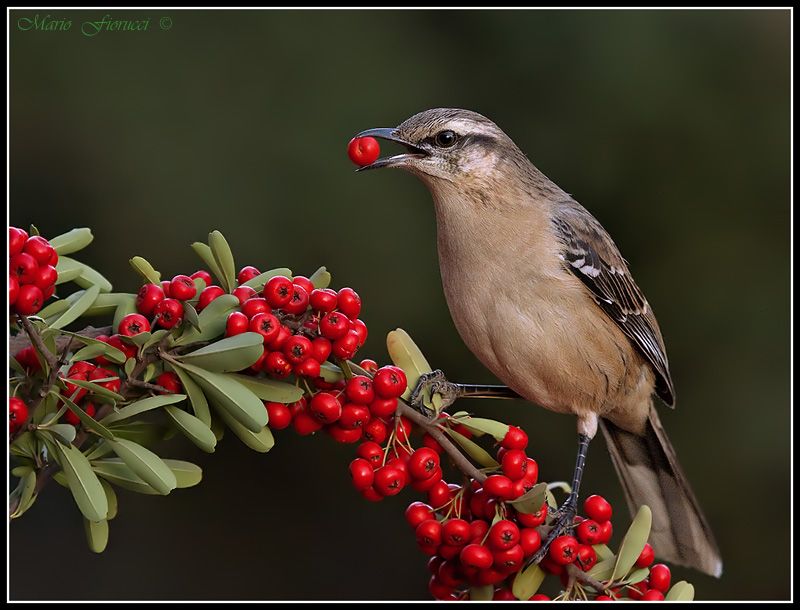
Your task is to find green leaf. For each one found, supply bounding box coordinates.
[48,284,101,329]
[469,585,494,601]
[64,377,124,403]
[208,230,236,293]
[177,332,264,372]
[112,295,138,332]
[162,459,203,488]
[508,482,547,514]
[172,294,239,346]
[618,567,650,586]
[166,363,211,426]
[124,357,136,378]
[164,406,217,453]
[9,470,38,519]
[318,362,345,383]
[665,581,695,601]
[241,267,293,291]
[49,228,94,255]
[141,328,170,351]
[308,266,331,289]
[143,363,157,383]
[46,423,78,444]
[83,292,137,318]
[129,256,161,285]
[54,256,84,284]
[60,330,127,363]
[73,261,113,293]
[69,343,108,363]
[183,301,201,332]
[11,464,34,477]
[610,505,652,582]
[100,394,187,426]
[512,563,545,600]
[450,416,509,441]
[444,428,499,468]
[175,361,268,432]
[56,441,109,521]
[588,556,618,581]
[210,414,225,441]
[38,298,72,322]
[10,431,36,458]
[593,544,615,562]
[226,373,304,403]
[215,407,275,452]
[191,242,226,290]
[387,328,432,400]
[84,440,113,461]
[59,394,116,440]
[107,438,177,495]
[84,519,109,553]
[99,478,118,520]
[91,459,160,495]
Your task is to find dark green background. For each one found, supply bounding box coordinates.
[9,9,790,601]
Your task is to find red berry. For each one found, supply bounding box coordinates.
[9,227,28,256]
[154,298,183,329]
[294,357,321,378]
[292,275,314,295]
[336,287,361,319]
[291,406,323,435]
[64,402,96,427]
[347,136,380,167]
[373,366,407,399]
[308,337,331,363]
[14,284,44,315]
[362,418,388,444]
[530,593,550,601]
[442,518,471,547]
[225,311,250,336]
[331,330,360,359]
[338,403,370,429]
[408,447,441,480]
[265,401,292,430]
[348,458,374,491]
[107,334,137,360]
[522,458,539,485]
[169,275,197,301]
[520,528,542,556]
[10,253,39,285]
[308,392,342,424]
[627,581,648,600]
[118,313,150,336]
[189,269,211,286]
[23,235,53,264]
[282,335,313,364]
[263,351,292,378]
[415,519,442,547]
[576,544,598,571]
[405,501,434,529]
[641,589,665,601]
[309,288,338,312]
[160,280,172,297]
[483,474,514,500]
[494,544,524,572]
[155,372,182,394]
[583,495,613,523]
[237,265,261,285]
[345,375,374,405]
[356,440,383,468]
[9,397,29,433]
[135,283,165,315]
[249,312,280,343]
[263,275,293,309]
[460,544,494,570]
[501,449,528,480]
[374,464,406,496]
[501,425,528,450]
[350,318,368,345]
[15,346,42,372]
[9,275,19,306]
[319,311,350,340]
[597,520,613,544]
[197,285,225,311]
[595,595,614,601]
[232,285,257,304]
[327,424,362,443]
[493,588,516,601]
[576,519,603,545]
[359,358,378,374]
[89,367,121,394]
[488,520,520,551]
[282,284,309,316]
[636,543,655,568]
[648,564,671,593]
[369,397,397,418]
[34,265,58,291]
[517,503,548,528]
[548,535,579,565]
[241,297,270,318]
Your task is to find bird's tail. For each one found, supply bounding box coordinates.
[599,405,723,577]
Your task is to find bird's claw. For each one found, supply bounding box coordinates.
[408,369,460,416]
[528,493,579,566]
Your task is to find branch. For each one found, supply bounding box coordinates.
[10,324,112,356]
[565,563,609,594]
[396,398,487,484]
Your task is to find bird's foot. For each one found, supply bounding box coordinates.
[529,493,580,566]
[409,369,460,416]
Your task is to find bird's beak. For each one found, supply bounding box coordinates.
[352,127,427,171]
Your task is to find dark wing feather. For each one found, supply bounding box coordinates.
[552,200,675,406]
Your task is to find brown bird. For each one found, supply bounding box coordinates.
[354,108,722,577]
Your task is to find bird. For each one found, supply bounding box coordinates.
[353,108,722,577]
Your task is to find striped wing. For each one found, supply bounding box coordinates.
[552,200,675,406]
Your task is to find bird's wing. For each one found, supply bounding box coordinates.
[552,200,675,406]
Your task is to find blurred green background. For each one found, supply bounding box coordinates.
[9,9,789,601]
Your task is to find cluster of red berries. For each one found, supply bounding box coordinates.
[9,227,58,316]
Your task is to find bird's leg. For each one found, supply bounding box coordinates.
[529,433,591,566]
[408,369,521,415]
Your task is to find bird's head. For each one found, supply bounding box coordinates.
[354,108,519,187]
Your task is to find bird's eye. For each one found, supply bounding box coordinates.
[434,130,457,148]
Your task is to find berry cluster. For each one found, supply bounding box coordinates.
[9,227,58,316]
